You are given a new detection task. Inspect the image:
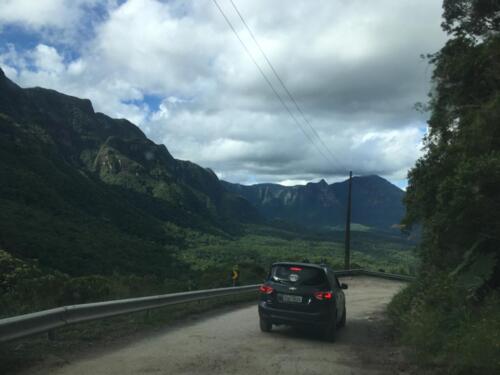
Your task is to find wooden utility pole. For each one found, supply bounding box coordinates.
[344,171,352,270]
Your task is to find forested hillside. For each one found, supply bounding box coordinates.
[0,68,260,274]
[388,1,500,373]
[0,69,263,315]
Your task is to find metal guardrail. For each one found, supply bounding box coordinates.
[357,269,415,282]
[337,269,416,282]
[0,269,414,343]
[0,284,259,343]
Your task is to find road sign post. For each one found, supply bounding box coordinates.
[232,266,240,287]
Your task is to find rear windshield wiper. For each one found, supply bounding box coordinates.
[271,277,288,284]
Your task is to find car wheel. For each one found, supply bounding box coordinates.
[259,317,272,332]
[324,312,337,342]
[338,305,346,328]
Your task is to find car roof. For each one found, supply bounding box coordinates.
[271,262,328,270]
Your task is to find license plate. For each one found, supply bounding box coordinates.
[280,294,303,303]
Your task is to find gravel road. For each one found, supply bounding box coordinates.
[24,276,408,375]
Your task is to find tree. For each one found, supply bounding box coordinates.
[442,0,500,39]
[404,0,500,289]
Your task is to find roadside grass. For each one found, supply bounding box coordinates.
[387,274,500,374]
[0,292,258,375]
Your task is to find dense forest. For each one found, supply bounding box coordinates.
[388,1,500,373]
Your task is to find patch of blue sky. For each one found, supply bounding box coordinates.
[418,124,428,135]
[0,1,114,58]
[0,24,82,65]
[77,1,114,42]
[392,179,408,191]
[0,24,42,51]
[122,94,164,112]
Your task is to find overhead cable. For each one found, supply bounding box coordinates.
[228,0,347,172]
[212,0,337,167]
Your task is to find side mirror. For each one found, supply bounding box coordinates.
[341,283,348,290]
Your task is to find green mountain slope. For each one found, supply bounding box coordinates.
[0,68,258,278]
[222,175,405,231]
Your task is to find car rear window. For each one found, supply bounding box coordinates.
[270,265,328,286]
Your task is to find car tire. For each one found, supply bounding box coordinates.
[324,311,337,342]
[259,317,272,332]
[338,305,346,328]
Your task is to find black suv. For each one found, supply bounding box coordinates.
[258,262,348,341]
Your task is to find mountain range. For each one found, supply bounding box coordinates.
[222,176,405,231]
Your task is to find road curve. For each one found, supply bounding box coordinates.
[24,276,408,375]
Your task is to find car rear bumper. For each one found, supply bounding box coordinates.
[258,301,332,326]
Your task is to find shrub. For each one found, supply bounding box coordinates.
[388,273,500,374]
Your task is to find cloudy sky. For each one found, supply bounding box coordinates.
[0,0,447,188]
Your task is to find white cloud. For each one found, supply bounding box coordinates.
[151,102,170,122]
[0,0,72,28]
[31,44,65,73]
[0,0,446,185]
[279,179,309,186]
[0,0,103,32]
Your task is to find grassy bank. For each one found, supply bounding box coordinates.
[388,272,500,374]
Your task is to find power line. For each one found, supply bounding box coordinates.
[211,0,336,168]
[228,0,347,173]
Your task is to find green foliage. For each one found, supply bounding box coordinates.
[442,0,500,39]
[181,225,417,279]
[404,8,500,281]
[451,242,497,296]
[388,274,500,374]
[447,293,500,373]
[0,249,68,316]
[392,2,500,373]
[0,249,195,318]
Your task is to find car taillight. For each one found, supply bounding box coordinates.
[314,291,333,300]
[259,285,274,294]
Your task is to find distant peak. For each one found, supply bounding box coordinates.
[0,67,10,83]
[352,175,404,192]
[0,67,22,92]
[305,178,328,190]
